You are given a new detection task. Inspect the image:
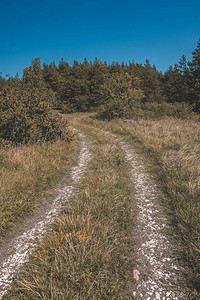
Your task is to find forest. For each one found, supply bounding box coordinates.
[1,39,200,145]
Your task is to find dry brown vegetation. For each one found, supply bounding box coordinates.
[0,137,77,242]
[2,113,200,298]
[4,123,134,299]
[81,114,200,295]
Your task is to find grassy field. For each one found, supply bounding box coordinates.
[2,112,200,298]
[0,136,77,243]
[79,114,200,296]
[4,119,134,299]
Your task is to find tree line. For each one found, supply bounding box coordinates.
[1,39,200,142]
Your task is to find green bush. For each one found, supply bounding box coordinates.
[0,87,73,144]
[97,72,144,120]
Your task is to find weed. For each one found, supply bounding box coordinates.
[79,113,200,296]
[0,138,77,242]
[4,121,134,299]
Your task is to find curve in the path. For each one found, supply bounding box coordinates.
[0,133,91,299]
[108,132,188,300]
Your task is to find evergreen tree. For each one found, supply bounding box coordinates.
[163,65,182,103]
[98,72,144,119]
[0,74,7,90]
[189,39,200,110]
[140,59,165,103]
[89,58,108,108]
[22,58,44,88]
[178,55,192,103]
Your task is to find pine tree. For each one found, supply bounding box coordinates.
[0,74,7,90]
[163,65,182,103]
[141,59,165,103]
[22,58,44,88]
[89,59,108,108]
[99,72,144,119]
[189,39,200,110]
[178,55,192,103]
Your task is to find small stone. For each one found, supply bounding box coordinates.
[133,269,140,281]
[155,292,161,299]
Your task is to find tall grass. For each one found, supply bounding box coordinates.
[4,112,200,298]
[81,114,200,296]
[0,138,77,242]
[4,125,134,299]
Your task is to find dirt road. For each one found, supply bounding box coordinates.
[0,133,91,299]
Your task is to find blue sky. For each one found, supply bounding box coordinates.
[0,0,200,77]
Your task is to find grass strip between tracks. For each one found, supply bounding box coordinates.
[79,113,200,298]
[4,123,134,299]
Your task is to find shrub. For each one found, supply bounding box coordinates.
[0,87,73,144]
[97,72,144,120]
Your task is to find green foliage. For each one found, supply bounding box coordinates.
[0,87,73,144]
[43,58,164,113]
[163,40,200,112]
[22,58,44,88]
[139,59,165,103]
[2,38,200,120]
[163,65,182,103]
[189,39,200,111]
[97,72,144,120]
[54,58,108,112]
[0,75,7,90]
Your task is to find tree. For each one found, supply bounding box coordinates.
[0,87,72,144]
[88,59,108,108]
[98,72,144,120]
[140,59,165,103]
[0,75,7,90]
[22,58,44,88]
[163,65,182,103]
[189,39,200,110]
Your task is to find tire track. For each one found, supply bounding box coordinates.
[0,133,91,299]
[107,131,188,300]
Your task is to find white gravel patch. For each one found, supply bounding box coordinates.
[0,133,91,299]
[106,131,187,300]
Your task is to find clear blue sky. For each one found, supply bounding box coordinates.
[0,0,200,77]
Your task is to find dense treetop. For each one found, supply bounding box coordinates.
[1,39,200,139]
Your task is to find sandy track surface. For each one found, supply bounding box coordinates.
[0,133,91,299]
[108,132,189,300]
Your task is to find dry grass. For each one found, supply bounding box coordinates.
[0,137,77,242]
[4,112,200,298]
[4,123,134,299]
[79,114,200,296]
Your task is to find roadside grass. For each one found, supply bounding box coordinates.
[0,136,77,243]
[78,113,200,297]
[4,124,134,299]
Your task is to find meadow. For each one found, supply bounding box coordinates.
[1,113,200,298]
[81,114,200,295]
[0,137,77,243]
[4,122,134,299]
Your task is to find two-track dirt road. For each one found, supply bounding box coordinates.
[0,133,91,299]
[0,122,190,299]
